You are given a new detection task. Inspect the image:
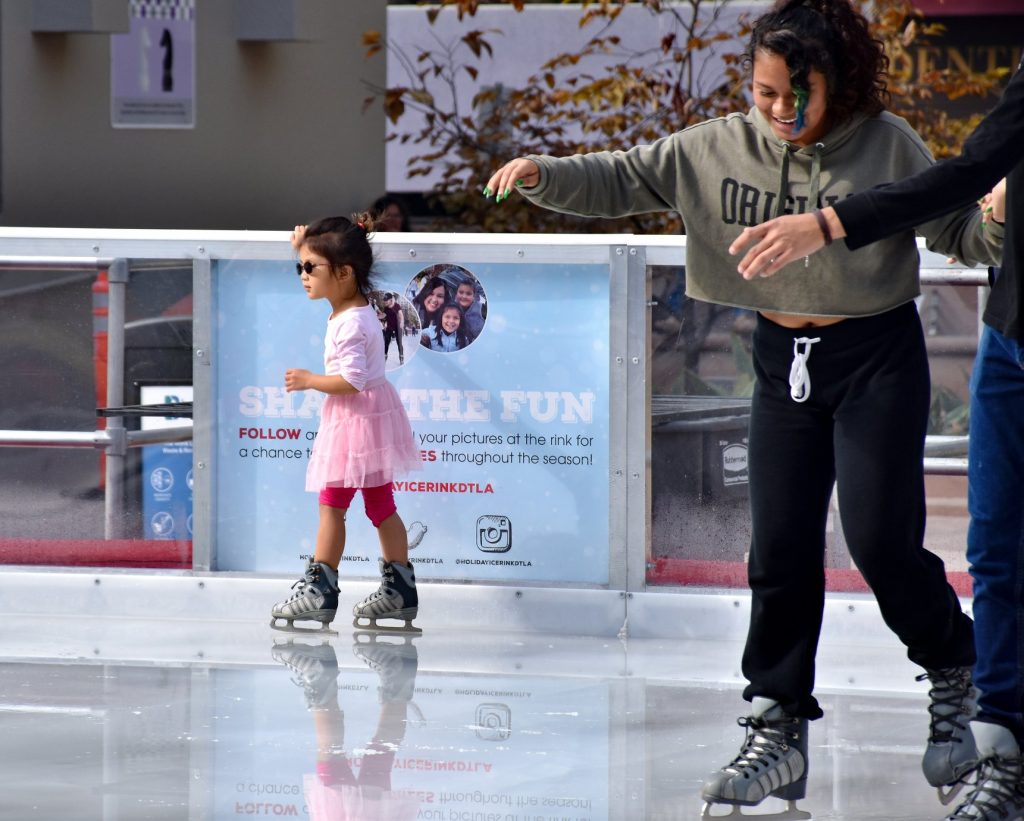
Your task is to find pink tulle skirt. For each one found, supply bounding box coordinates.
[306,377,420,492]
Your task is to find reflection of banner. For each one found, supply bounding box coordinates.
[213,258,610,583]
[212,665,610,820]
[140,385,193,540]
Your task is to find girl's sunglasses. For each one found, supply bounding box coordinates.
[296,261,328,276]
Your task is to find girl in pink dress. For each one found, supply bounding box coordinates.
[270,214,422,634]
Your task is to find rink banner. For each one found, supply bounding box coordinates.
[212,257,610,583]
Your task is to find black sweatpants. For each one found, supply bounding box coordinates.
[741,301,976,719]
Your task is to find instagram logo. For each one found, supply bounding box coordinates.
[475,703,512,740]
[476,515,512,552]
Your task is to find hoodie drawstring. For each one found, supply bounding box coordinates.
[789,336,821,403]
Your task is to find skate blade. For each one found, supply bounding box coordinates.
[270,617,338,636]
[352,615,422,635]
[937,779,970,806]
[701,800,811,820]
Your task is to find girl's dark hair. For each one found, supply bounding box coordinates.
[301,212,377,297]
[746,0,890,126]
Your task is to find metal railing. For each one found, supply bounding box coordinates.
[0,256,192,539]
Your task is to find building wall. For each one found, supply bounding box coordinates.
[1,1,387,229]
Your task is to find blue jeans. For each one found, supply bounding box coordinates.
[967,325,1024,737]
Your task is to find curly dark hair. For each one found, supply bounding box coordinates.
[300,211,377,298]
[745,0,890,127]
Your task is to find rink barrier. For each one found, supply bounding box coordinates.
[0,229,987,637]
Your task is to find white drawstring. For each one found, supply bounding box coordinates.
[789,336,821,403]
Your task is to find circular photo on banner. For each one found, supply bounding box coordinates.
[370,289,420,371]
[406,263,488,353]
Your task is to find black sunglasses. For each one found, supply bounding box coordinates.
[296,261,328,276]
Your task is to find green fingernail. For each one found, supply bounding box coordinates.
[504,187,512,198]
[515,179,523,187]
[482,187,492,198]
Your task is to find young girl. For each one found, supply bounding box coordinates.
[486,0,1003,814]
[270,215,423,634]
[420,302,470,352]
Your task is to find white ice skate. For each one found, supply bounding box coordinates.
[701,698,811,820]
[352,558,422,634]
[270,559,340,635]
[918,666,979,805]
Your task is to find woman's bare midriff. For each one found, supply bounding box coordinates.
[759,310,846,329]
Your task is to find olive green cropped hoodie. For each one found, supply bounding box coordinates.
[522,107,1003,317]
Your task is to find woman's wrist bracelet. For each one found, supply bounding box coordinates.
[813,209,833,246]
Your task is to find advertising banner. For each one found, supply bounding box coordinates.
[213,255,610,583]
[140,384,193,540]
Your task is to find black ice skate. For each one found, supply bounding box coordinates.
[352,558,421,634]
[270,559,340,634]
[944,721,1024,821]
[352,632,419,703]
[919,666,979,804]
[271,637,340,710]
[701,698,811,820]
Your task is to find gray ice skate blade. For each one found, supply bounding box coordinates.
[700,799,811,820]
[270,614,338,636]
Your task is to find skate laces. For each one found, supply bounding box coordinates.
[949,755,1024,819]
[918,668,974,743]
[725,714,800,775]
[283,564,320,603]
[789,336,820,403]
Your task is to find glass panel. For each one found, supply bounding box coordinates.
[0,262,193,567]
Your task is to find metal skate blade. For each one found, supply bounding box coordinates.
[701,800,811,820]
[352,616,422,636]
[937,780,968,806]
[269,618,338,636]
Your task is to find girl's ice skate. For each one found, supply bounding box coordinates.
[701,698,811,820]
[918,666,979,804]
[270,559,340,634]
[352,558,421,634]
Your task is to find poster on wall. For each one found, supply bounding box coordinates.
[213,256,611,584]
[111,0,196,128]
[140,384,193,540]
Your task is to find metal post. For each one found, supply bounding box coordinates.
[104,259,129,540]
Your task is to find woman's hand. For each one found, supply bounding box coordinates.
[729,212,825,279]
[284,368,312,392]
[981,178,1007,225]
[483,158,540,203]
[290,225,307,251]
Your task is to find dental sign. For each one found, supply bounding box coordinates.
[213,256,611,584]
